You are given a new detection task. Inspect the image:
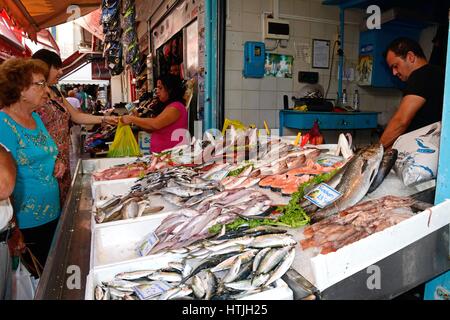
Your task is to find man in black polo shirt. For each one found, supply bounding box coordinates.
[380,37,445,149]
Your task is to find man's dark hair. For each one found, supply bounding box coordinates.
[32,49,63,69]
[158,73,185,105]
[385,37,426,60]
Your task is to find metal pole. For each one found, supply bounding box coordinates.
[338,8,345,99]
[425,7,450,301]
[204,0,218,131]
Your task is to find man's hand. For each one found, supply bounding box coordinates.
[53,159,66,178]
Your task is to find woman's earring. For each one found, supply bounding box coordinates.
[21,95,27,102]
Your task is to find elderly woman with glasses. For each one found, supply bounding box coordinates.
[0,58,62,267]
[32,49,117,206]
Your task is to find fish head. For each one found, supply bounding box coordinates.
[360,143,384,185]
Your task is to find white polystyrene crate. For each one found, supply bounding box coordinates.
[91,179,138,205]
[90,211,179,269]
[291,199,450,292]
[82,157,139,174]
[85,260,293,300]
[91,191,182,233]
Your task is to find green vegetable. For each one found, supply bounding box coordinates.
[209,167,342,234]
[227,163,253,177]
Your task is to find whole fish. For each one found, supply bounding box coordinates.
[250,234,297,248]
[368,149,398,193]
[161,186,204,198]
[256,246,292,275]
[204,270,217,300]
[192,275,206,299]
[115,270,155,281]
[310,143,383,223]
[121,200,139,220]
[148,271,183,283]
[252,248,271,275]
[265,247,296,286]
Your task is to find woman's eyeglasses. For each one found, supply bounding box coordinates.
[32,80,48,88]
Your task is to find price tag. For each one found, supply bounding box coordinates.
[137,232,159,256]
[133,281,172,300]
[304,183,342,208]
[316,155,343,167]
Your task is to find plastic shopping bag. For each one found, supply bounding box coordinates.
[11,260,39,300]
[393,122,441,187]
[107,121,142,158]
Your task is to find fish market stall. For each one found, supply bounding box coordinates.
[35,129,450,300]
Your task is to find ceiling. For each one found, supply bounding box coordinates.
[0,0,101,40]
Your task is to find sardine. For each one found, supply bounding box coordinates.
[252,248,271,274]
[148,271,182,283]
[222,256,242,283]
[192,274,206,299]
[95,285,105,300]
[115,270,155,281]
[204,270,217,300]
[225,279,257,291]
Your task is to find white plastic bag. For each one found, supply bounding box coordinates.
[393,122,441,187]
[11,260,39,300]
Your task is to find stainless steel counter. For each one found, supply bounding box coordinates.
[35,160,92,299]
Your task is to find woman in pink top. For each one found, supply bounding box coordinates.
[121,74,188,153]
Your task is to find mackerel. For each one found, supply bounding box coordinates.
[265,247,296,286]
[256,246,292,275]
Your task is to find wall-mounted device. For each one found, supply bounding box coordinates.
[263,16,290,40]
[298,71,319,84]
[243,41,266,78]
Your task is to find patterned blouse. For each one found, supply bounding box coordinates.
[0,112,60,229]
[36,88,72,207]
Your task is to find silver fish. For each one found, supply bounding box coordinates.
[115,270,155,281]
[204,270,217,300]
[224,279,257,291]
[256,246,292,275]
[265,247,295,286]
[161,186,204,198]
[163,194,187,207]
[192,275,206,299]
[250,234,296,248]
[252,247,271,274]
[148,272,182,283]
[95,285,105,300]
[222,256,242,283]
[168,286,193,300]
[311,143,384,222]
[104,279,141,290]
[121,200,139,220]
[250,273,271,287]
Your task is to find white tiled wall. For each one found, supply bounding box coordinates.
[224,0,412,133]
